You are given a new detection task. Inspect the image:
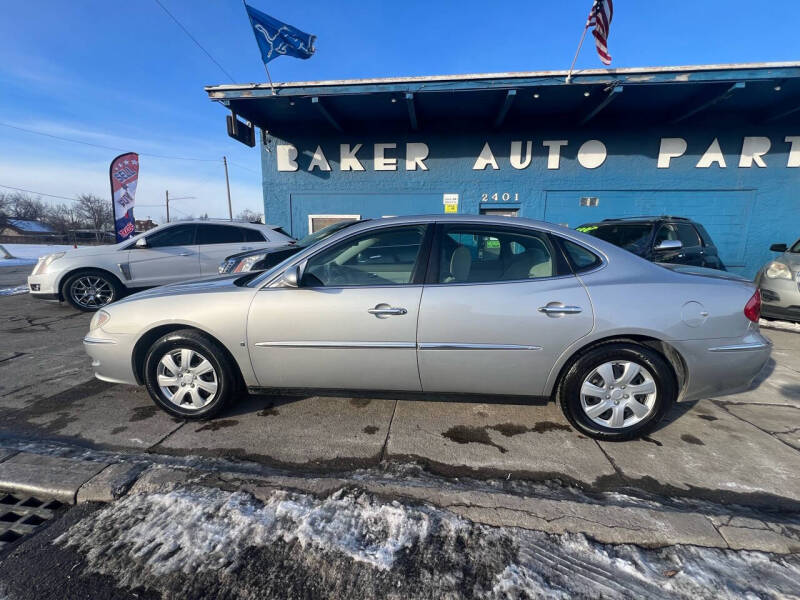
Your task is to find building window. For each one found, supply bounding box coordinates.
[479,207,519,217]
[307,214,361,234]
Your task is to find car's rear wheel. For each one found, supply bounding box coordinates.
[63,270,122,312]
[143,329,236,419]
[558,343,677,441]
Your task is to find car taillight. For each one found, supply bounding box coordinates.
[744,289,761,323]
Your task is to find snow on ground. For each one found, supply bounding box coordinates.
[0,285,29,296]
[0,243,76,266]
[56,485,800,599]
[760,318,800,332]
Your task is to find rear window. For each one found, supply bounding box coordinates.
[243,228,266,242]
[576,223,652,256]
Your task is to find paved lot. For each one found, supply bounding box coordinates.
[1,267,799,509]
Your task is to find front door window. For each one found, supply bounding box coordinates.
[303,225,427,287]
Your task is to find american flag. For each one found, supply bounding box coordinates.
[586,0,613,65]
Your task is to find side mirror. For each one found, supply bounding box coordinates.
[135,238,148,249]
[770,243,788,253]
[654,239,682,252]
[279,265,301,288]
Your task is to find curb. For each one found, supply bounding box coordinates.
[1,451,799,554]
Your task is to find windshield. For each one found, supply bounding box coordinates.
[790,239,800,253]
[576,223,653,256]
[296,220,360,248]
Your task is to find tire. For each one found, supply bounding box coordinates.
[143,329,237,420]
[557,343,677,441]
[63,269,123,312]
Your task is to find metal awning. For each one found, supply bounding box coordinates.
[205,62,800,137]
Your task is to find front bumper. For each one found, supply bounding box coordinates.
[83,332,138,385]
[758,273,800,322]
[27,272,61,300]
[674,331,772,402]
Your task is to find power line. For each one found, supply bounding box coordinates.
[153,0,236,83]
[0,184,80,202]
[227,160,260,174]
[0,121,221,162]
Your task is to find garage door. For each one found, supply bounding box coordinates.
[291,193,445,238]
[543,190,754,270]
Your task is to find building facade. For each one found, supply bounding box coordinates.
[207,62,800,277]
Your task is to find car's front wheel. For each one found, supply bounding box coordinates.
[558,343,677,441]
[143,329,237,419]
[63,270,123,312]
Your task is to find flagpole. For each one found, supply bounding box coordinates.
[242,0,276,95]
[565,25,589,84]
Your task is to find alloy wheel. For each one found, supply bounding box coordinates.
[156,348,219,410]
[69,275,114,309]
[579,360,658,429]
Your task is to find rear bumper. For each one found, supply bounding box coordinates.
[674,331,772,402]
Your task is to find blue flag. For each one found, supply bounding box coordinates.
[245,4,316,65]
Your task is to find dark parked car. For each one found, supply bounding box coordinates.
[576,216,726,270]
[219,219,363,274]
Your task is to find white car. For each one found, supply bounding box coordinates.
[27,220,294,311]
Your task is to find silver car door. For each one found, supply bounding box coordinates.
[246,224,430,391]
[126,224,200,287]
[417,223,594,396]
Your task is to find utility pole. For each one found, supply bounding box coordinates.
[165,190,170,223]
[223,156,233,221]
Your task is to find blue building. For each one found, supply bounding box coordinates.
[206,62,800,277]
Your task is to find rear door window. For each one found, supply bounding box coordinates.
[436,225,560,283]
[197,224,244,245]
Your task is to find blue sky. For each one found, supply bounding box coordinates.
[0,1,797,221]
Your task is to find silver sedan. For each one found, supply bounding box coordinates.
[755,238,800,323]
[83,215,771,441]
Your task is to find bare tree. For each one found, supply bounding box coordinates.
[236,208,264,223]
[75,194,112,240]
[46,203,84,233]
[9,192,48,221]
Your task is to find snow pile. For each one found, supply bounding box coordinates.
[0,243,76,266]
[56,486,436,578]
[55,485,800,599]
[760,318,800,332]
[0,285,28,296]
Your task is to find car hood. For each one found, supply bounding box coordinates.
[778,253,800,270]
[52,244,127,259]
[224,242,296,261]
[118,274,246,303]
[656,263,750,283]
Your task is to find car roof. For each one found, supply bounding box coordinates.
[586,216,693,224]
[157,219,282,230]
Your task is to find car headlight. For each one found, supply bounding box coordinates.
[765,261,792,279]
[32,252,65,275]
[90,309,111,330]
[233,253,268,273]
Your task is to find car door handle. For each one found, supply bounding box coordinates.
[367,306,407,317]
[179,252,193,256]
[538,305,582,315]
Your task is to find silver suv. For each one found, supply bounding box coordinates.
[27,220,294,311]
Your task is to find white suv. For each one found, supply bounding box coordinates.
[27,220,294,311]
